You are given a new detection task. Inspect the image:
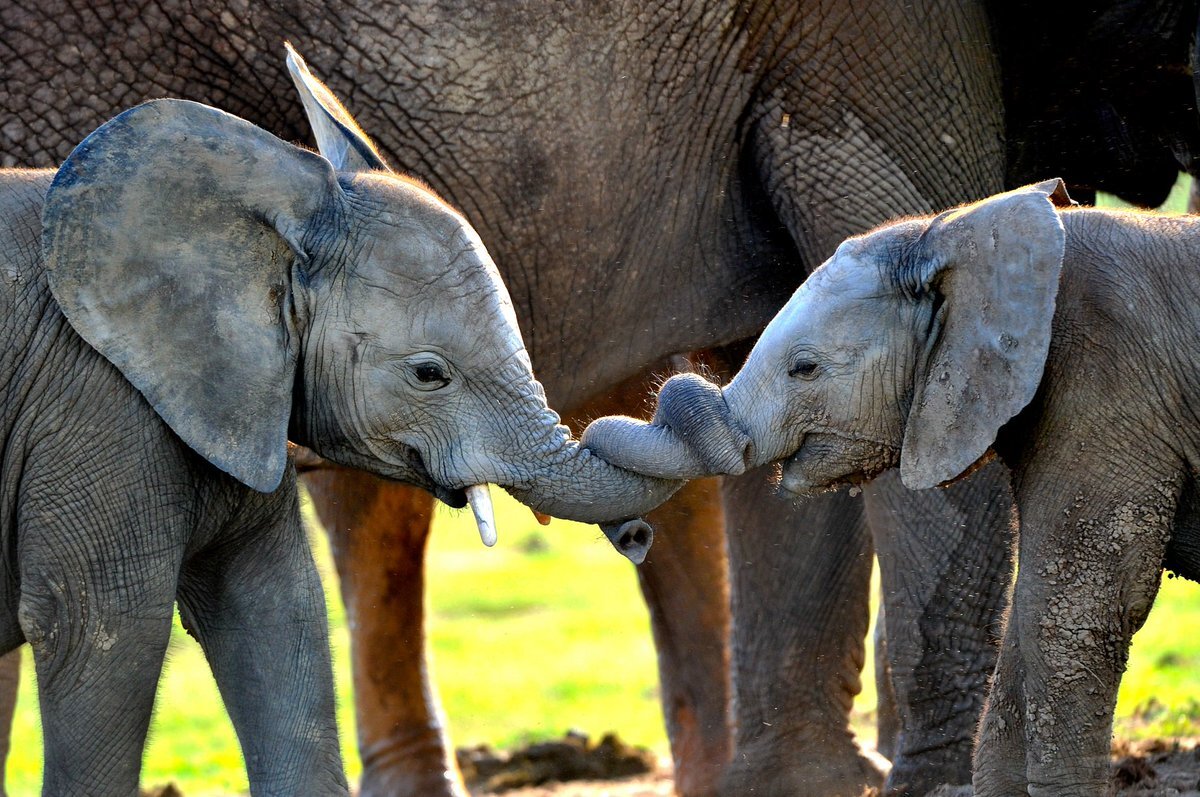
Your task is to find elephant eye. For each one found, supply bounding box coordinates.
[789,360,820,380]
[410,360,450,390]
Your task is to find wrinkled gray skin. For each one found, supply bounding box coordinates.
[585,180,1200,795]
[0,101,674,796]
[2,5,1016,796]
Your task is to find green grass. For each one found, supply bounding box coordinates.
[5,177,1199,793]
[5,491,666,795]
[8,487,1196,794]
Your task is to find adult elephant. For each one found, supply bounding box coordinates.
[0,3,1082,796]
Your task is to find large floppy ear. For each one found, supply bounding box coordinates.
[900,179,1071,490]
[285,43,391,173]
[43,99,341,492]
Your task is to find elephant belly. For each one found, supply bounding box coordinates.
[1168,477,1200,583]
[1165,530,1200,583]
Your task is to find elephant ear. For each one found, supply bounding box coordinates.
[900,179,1071,490]
[43,99,341,492]
[285,43,391,173]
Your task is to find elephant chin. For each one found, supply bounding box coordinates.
[778,434,900,497]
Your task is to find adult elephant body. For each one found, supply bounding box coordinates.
[3,4,1013,795]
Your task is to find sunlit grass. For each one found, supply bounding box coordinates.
[8,485,1195,794]
[5,491,665,795]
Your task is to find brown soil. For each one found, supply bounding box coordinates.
[468,737,1200,797]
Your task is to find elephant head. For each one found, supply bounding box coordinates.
[582,180,1073,494]
[41,94,676,559]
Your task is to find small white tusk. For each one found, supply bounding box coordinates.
[465,484,498,547]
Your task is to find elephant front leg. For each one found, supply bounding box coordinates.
[975,473,1178,797]
[636,477,732,797]
[18,532,178,796]
[304,468,464,797]
[720,469,881,797]
[178,491,347,796]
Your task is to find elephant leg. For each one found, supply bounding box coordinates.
[863,460,1016,796]
[637,477,732,797]
[567,361,733,797]
[303,468,464,797]
[0,648,18,797]
[18,527,177,796]
[977,469,1176,797]
[872,605,900,763]
[720,468,881,797]
[178,493,346,795]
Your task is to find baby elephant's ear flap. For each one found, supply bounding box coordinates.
[43,99,342,492]
[899,180,1069,490]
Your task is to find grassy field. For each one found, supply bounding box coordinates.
[5,489,1199,795]
[5,179,1199,793]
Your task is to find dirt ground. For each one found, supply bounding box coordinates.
[140,736,1200,797]
[471,738,1200,797]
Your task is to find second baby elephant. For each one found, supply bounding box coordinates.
[2,100,674,795]
[584,180,1200,795]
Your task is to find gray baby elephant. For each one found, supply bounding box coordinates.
[583,179,1200,796]
[1,99,674,795]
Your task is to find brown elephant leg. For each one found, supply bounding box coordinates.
[637,478,732,797]
[567,363,733,797]
[303,468,465,797]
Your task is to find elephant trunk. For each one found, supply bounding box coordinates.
[502,427,683,526]
[579,372,752,481]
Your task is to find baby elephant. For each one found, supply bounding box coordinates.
[583,179,1200,796]
[1,98,674,795]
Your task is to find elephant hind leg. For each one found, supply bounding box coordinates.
[719,469,882,797]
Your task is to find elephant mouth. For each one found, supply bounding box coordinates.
[778,434,899,496]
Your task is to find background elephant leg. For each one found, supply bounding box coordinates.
[872,606,900,763]
[720,469,880,797]
[863,459,1016,795]
[637,477,732,797]
[303,469,465,797]
[567,361,733,796]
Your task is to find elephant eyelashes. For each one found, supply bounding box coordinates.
[789,360,820,379]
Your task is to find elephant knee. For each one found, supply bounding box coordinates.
[17,577,68,671]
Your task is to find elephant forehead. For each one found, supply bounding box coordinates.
[777,251,883,329]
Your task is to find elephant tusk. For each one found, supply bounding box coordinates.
[466,484,498,547]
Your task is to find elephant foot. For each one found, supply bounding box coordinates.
[885,738,974,797]
[922,787,973,797]
[357,761,468,797]
[719,738,886,797]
